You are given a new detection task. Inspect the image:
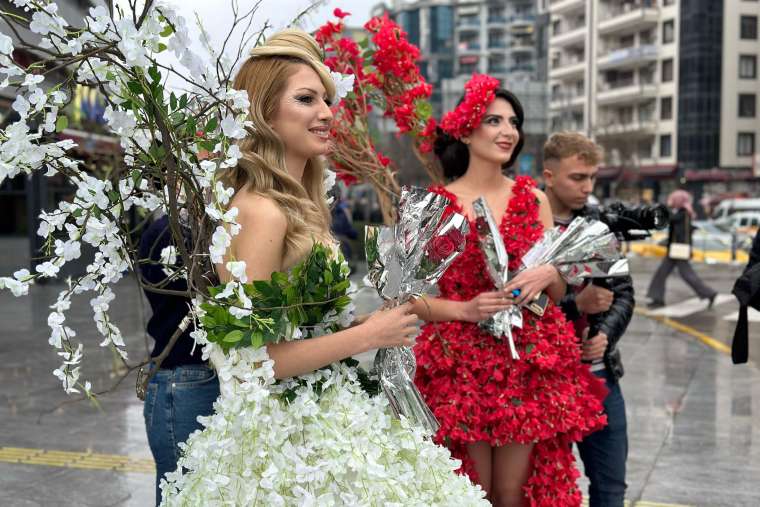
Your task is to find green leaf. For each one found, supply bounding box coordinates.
[414,100,433,120]
[358,37,369,49]
[170,92,177,111]
[250,330,264,348]
[232,317,250,328]
[179,94,188,109]
[223,329,244,343]
[148,65,161,84]
[157,42,167,53]
[55,115,68,133]
[204,116,218,133]
[525,343,536,354]
[127,80,142,95]
[160,24,174,37]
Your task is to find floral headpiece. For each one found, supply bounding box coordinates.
[440,74,500,139]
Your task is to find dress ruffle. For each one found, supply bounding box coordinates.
[413,177,607,506]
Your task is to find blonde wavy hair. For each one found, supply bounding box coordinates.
[221,29,336,260]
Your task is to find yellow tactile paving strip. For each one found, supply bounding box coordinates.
[0,446,155,474]
[0,446,695,506]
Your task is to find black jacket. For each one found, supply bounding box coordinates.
[667,208,693,246]
[558,205,635,381]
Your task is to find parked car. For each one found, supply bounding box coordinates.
[628,220,751,263]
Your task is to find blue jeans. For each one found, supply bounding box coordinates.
[143,364,220,505]
[577,369,628,507]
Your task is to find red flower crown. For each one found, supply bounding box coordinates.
[440,74,500,139]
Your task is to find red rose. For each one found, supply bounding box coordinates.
[333,8,351,19]
[428,229,465,263]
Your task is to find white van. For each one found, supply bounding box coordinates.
[711,198,760,220]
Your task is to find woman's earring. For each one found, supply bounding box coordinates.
[462,138,470,145]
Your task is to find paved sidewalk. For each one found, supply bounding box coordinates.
[1,257,759,506]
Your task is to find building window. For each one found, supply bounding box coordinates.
[737,132,755,156]
[661,58,674,82]
[660,134,672,157]
[739,94,757,117]
[741,15,758,39]
[662,20,675,43]
[661,96,673,120]
[663,0,675,5]
[740,55,757,78]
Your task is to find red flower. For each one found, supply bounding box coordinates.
[440,73,500,139]
[427,233,457,263]
[333,8,350,18]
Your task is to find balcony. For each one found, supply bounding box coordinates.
[507,15,536,33]
[509,64,536,74]
[509,39,535,54]
[597,80,658,105]
[598,4,659,36]
[550,25,586,47]
[597,44,658,70]
[550,59,586,79]
[549,0,586,15]
[458,42,482,54]
[488,40,507,49]
[488,65,508,74]
[595,119,657,138]
[457,16,481,31]
[550,94,585,111]
[487,15,507,26]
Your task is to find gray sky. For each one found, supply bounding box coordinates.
[167,0,379,38]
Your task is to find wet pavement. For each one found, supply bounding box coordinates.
[1,241,759,506]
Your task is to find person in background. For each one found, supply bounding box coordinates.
[646,189,717,309]
[331,195,358,267]
[543,132,634,507]
[138,215,220,505]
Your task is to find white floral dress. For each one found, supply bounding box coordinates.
[160,246,487,506]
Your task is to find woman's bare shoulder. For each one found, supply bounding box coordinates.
[231,191,287,231]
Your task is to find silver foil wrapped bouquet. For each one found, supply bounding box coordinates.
[519,216,630,285]
[365,187,469,434]
[472,197,523,360]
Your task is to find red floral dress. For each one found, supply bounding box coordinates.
[414,176,607,506]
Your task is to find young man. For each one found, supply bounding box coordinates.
[543,132,634,507]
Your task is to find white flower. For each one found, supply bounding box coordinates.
[103,106,136,137]
[220,114,246,139]
[330,71,355,100]
[35,260,60,278]
[54,239,82,262]
[0,268,33,296]
[225,261,247,283]
[12,95,30,117]
[0,33,13,55]
[209,226,232,264]
[87,5,112,34]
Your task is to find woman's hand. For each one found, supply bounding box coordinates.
[503,265,561,306]
[361,302,420,349]
[457,291,514,323]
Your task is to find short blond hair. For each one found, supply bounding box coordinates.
[543,131,603,166]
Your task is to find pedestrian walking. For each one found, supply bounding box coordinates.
[646,190,717,309]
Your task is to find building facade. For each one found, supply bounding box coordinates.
[541,0,760,203]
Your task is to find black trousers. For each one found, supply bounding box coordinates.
[646,257,717,303]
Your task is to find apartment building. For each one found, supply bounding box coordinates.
[541,0,760,200]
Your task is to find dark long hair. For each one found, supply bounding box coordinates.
[434,88,525,181]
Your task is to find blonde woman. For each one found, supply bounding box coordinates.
[159,30,488,506]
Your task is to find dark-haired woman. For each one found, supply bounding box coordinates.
[412,74,606,507]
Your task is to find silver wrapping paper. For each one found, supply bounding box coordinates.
[519,216,630,285]
[472,197,522,359]
[365,187,469,434]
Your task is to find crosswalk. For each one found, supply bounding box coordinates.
[646,294,735,318]
[724,307,760,322]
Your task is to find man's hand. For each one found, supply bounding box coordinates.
[582,332,608,361]
[576,284,614,314]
